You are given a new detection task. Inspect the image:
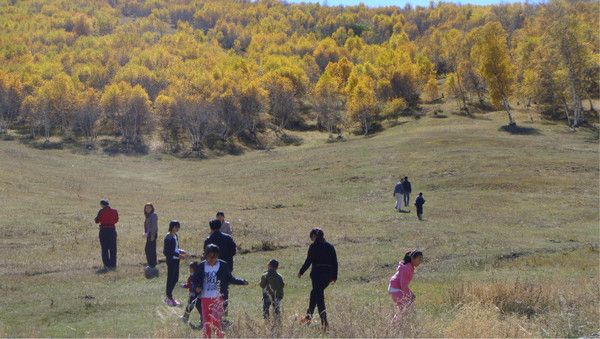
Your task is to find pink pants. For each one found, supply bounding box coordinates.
[201,297,224,338]
[390,291,413,323]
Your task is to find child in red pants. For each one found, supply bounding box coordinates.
[193,243,248,338]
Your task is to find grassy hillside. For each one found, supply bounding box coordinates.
[0,109,598,337]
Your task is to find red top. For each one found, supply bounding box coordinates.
[95,207,119,228]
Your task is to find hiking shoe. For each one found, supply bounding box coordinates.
[180,315,189,324]
[164,297,174,306]
[299,316,311,325]
[96,267,109,274]
[172,299,181,307]
[190,322,202,330]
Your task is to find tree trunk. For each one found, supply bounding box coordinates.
[561,98,572,127]
[502,99,516,127]
[588,96,595,112]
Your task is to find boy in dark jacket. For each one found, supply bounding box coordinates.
[192,244,248,337]
[415,193,425,220]
[260,259,285,321]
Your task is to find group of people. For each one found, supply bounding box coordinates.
[93,196,422,336]
[393,177,426,220]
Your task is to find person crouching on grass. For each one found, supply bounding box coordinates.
[388,250,423,324]
[164,220,187,306]
[193,244,249,338]
[181,261,202,329]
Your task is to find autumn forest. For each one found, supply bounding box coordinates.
[0,0,597,154]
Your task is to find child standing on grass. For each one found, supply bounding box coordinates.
[260,259,285,322]
[163,220,187,307]
[181,261,202,328]
[388,250,423,323]
[415,193,425,220]
[192,244,248,338]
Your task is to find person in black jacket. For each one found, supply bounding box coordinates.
[298,228,338,329]
[192,244,248,337]
[204,220,237,272]
[402,177,412,209]
[164,220,187,306]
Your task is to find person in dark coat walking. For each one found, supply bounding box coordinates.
[94,199,119,273]
[402,177,412,209]
[415,193,426,220]
[298,228,338,330]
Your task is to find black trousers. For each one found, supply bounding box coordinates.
[307,272,331,324]
[99,228,117,268]
[416,206,423,217]
[145,238,157,267]
[166,259,179,299]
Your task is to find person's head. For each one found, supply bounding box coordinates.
[100,199,109,208]
[144,203,155,217]
[402,250,423,267]
[309,228,325,243]
[419,192,423,197]
[216,211,225,222]
[189,261,199,274]
[268,259,279,271]
[168,220,181,234]
[205,243,220,265]
[404,176,408,181]
[209,219,222,232]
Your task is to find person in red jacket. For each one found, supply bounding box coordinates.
[94,199,119,273]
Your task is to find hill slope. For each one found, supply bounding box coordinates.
[0,112,598,337]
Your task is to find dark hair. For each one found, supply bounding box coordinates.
[205,243,220,256]
[268,259,279,269]
[189,261,199,270]
[209,219,222,231]
[402,250,423,264]
[404,176,408,180]
[216,211,225,217]
[100,199,109,207]
[168,220,180,232]
[309,228,325,243]
[419,192,423,196]
[144,203,155,217]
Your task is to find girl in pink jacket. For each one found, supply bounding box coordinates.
[388,250,423,323]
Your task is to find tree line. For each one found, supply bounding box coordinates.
[0,0,597,153]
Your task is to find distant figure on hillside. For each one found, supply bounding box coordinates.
[415,193,425,221]
[298,228,338,330]
[164,220,187,306]
[402,177,412,210]
[388,250,423,324]
[394,178,405,212]
[143,203,158,270]
[94,199,119,273]
[204,219,238,318]
[216,211,232,235]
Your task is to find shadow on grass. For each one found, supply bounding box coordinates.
[101,140,149,156]
[279,133,303,146]
[498,124,542,135]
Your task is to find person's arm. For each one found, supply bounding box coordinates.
[192,268,203,294]
[165,237,179,260]
[226,269,248,285]
[331,245,338,282]
[114,209,119,223]
[259,274,267,289]
[298,246,313,277]
[399,266,412,296]
[94,209,103,224]
[150,214,158,240]
[230,237,237,257]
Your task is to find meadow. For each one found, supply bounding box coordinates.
[0,106,598,337]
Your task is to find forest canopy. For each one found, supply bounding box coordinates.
[0,0,597,153]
